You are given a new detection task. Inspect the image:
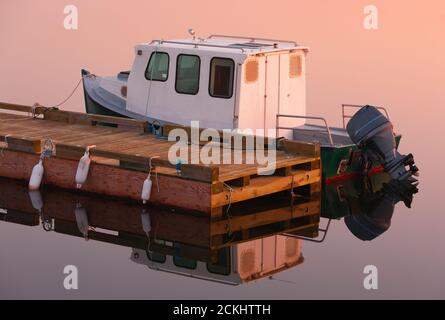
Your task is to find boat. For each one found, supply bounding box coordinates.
[82,32,417,182]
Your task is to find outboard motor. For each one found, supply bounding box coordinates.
[344,178,418,241]
[347,105,418,181]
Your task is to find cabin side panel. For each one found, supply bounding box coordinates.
[277,50,307,137]
[127,46,150,115]
[237,56,266,133]
[237,50,307,138]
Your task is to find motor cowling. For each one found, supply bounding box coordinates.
[346,105,418,181]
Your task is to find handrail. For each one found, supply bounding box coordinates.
[342,104,390,128]
[208,34,298,46]
[276,114,334,146]
[150,40,245,52]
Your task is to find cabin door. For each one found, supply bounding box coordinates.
[264,54,280,137]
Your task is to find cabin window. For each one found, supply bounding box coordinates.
[145,250,166,263]
[245,59,259,83]
[175,54,200,95]
[289,54,302,78]
[145,52,169,82]
[173,244,197,269]
[209,58,235,98]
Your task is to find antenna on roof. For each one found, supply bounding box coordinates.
[188,28,196,40]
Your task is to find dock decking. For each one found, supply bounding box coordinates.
[0,102,321,216]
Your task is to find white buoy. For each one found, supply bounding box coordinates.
[29,159,44,191]
[141,210,152,236]
[141,174,153,204]
[75,146,95,189]
[75,203,89,240]
[28,190,43,213]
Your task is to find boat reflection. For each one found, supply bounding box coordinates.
[0,172,418,285]
[321,173,419,241]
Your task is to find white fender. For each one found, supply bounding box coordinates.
[141,174,153,204]
[28,190,43,213]
[141,210,152,236]
[29,159,44,191]
[75,203,89,240]
[75,146,95,189]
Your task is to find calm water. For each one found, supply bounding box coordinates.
[0,152,443,300]
[1,0,444,300]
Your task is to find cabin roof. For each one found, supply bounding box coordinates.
[139,35,309,55]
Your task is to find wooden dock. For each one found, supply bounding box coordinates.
[0,102,321,216]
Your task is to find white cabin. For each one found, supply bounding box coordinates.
[125,35,309,137]
[131,235,303,285]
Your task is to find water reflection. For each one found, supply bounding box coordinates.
[322,174,418,241]
[0,173,418,285]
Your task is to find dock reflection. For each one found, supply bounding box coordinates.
[0,173,418,285]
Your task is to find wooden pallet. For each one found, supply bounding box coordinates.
[0,102,321,216]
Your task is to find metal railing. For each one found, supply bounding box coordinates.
[208,34,298,46]
[342,104,390,129]
[282,219,332,243]
[276,114,334,146]
[150,40,246,52]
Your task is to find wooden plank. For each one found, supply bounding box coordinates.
[210,200,320,235]
[230,175,251,187]
[218,156,318,182]
[55,143,218,182]
[181,164,220,182]
[55,143,171,168]
[0,102,47,115]
[43,109,148,133]
[281,139,321,157]
[212,169,321,207]
[0,135,42,153]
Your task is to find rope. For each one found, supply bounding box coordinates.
[0,134,11,157]
[51,75,89,109]
[268,276,298,285]
[223,182,233,216]
[40,138,55,160]
[0,74,92,123]
[221,182,236,243]
[149,156,160,193]
[47,73,95,109]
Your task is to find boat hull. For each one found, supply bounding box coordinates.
[82,70,127,118]
[323,135,402,184]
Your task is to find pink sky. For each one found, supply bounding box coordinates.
[0,0,444,163]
